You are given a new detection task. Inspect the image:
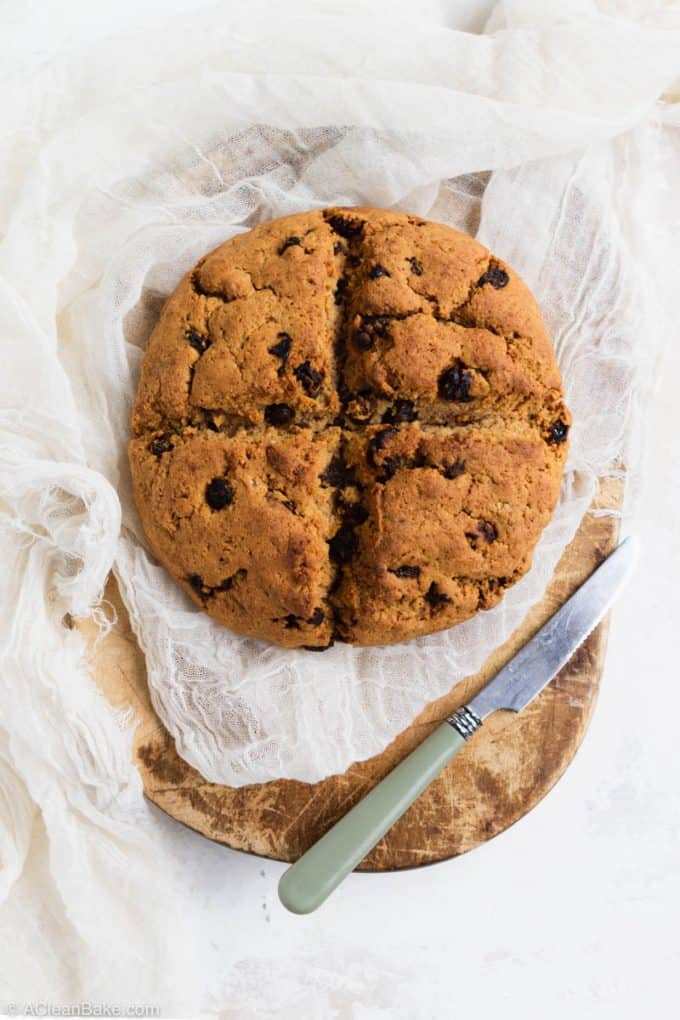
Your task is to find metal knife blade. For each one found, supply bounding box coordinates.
[465,536,638,721]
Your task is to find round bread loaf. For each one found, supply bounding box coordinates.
[129,207,570,649]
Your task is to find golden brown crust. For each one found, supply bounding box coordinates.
[129,206,570,648]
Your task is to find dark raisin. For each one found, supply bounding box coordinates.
[308,608,325,626]
[340,502,369,527]
[367,426,397,468]
[369,264,390,279]
[438,361,474,402]
[149,434,173,457]
[443,460,465,479]
[374,425,398,446]
[390,565,421,579]
[264,403,295,426]
[334,277,349,305]
[328,526,359,564]
[320,457,345,487]
[353,327,375,351]
[333,241,344,255]
[409,449,428,469]
[353,314,391,351]
[205,477,234,510]
[377,457,399,482]
[187,574,212,599]
[283,614,301,629]
[478,265,509,289]
[407,256,423,276]
[187,328,211,354]
[215,568,246,592]
[320,456,355,488]
[327,214,364,239]
[278,236,301,255]
[268,333,292,373]
[466,522,499,547]
[425,582,451,609]
[382,399,417,424]
[548,419,569,445]
[478,520,498,543]
[283,500,297,515]
[293,361,323,397]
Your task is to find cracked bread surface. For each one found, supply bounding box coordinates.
[129,206,570,649]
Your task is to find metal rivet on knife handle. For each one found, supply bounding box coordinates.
[447,705,483,739]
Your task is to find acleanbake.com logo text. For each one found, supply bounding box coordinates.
[4,1004,160,1018]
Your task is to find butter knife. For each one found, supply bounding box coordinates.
[279,537,637,914]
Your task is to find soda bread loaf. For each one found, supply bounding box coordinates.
[129,207,570,649]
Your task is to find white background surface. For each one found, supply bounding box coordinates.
[2,2,679,1017]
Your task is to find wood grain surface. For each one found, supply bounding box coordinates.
[85,480,620,870]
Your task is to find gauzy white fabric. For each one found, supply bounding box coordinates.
[83,138,663,786]
[1,0,679,1010]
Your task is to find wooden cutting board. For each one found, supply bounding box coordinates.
[85,480,620,870]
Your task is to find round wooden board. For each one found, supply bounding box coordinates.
[85,480,620,870]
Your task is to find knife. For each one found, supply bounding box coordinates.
[278,537,637,914]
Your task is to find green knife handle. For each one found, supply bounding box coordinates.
[278,722,467,914]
